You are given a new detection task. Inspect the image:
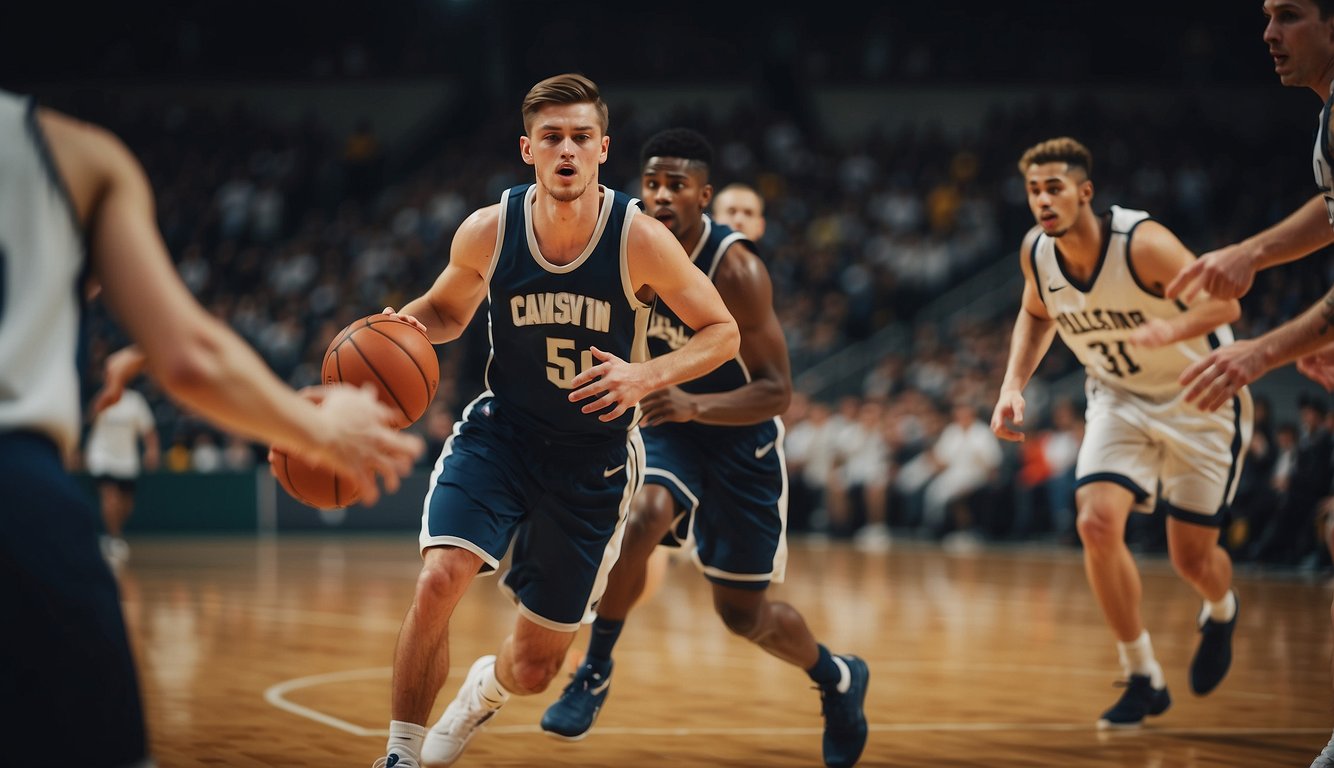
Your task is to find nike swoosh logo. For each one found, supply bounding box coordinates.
[1047,284,1067,292]
[603,464,625,478]
[589,676,611,696]
[754,441,775,459]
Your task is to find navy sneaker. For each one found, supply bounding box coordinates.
[540,661,612,741]
[1096,674,1171,729]
[820,655,869,768]
[1190,591,1238,695]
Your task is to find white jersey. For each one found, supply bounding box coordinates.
[1031,205,1234,399]
[1313,90,1334,227]
[85,389,154,479]
[0,91,84,455]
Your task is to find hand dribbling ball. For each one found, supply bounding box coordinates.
[323,314,440,429]
[270,446,361,509]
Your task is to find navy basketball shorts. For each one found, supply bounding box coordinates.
[0,432,147,765]
[642,419,788,591]
[419,396,643,631]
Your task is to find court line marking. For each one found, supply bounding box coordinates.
[264,667,1326,739]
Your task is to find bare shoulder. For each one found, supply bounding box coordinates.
[715,241,769,288]
[35,107,141,221]
[452,203,502,251]
[626,209,676,254]
[1018,225,1043,276]
[1128,219,1185,252]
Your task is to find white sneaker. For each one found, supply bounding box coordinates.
[852,524,892,553]
[421,656,503,767]
[100,536,130,570]
[1311,733,1334,768]
[372,752,420,768]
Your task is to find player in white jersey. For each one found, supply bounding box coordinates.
[992,137,1251,730]
[84,383,159,568]
[0,89,422,767]
[1165,4,1334,764]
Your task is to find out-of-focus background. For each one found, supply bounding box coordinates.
[8,1,1331,568]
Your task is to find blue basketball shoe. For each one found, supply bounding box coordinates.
[540,660,612,741]
[820,655,869,768]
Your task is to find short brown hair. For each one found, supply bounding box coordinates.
[521,73,609,135]
[1017,137,1093,178]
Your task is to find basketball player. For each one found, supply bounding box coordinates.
[373,77,740,768]
[711,182,767,243]
[0,90,423,768]
[84,376,159,569]
[539,129,868,768]
[1166,4,1334,764]
[992,137,1251,729]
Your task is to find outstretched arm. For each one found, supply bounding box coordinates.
[1127,221,1240,348]
[1181,286,1334,411]
[43,109,421,502]
[1166,195,1334,302]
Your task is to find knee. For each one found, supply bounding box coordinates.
[508,654,562,694]
[1075,504,1123,552]
[414,551,476,607]
[716,599,762,639]
[1169,543,1213,583]
[627,489,677,541]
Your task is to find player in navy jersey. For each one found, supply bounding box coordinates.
[1164,4,1334,764]
[540,128,868,768]
[373,79,739,768]
[0,90,421,768]
[992,137,1249,729]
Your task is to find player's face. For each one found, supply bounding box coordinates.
[1025,162,1091,238]
[1263,0,1334,89]
[642,157,711,242]
[713,189,766,241]
[520,102,609,203]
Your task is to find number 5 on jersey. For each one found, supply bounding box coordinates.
[546,337,594,388]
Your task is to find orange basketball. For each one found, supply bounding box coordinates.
[270,446,361,509]
[323,314,440,429]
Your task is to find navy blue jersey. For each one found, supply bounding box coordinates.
[646,216,751,396]
[485,184,651,444]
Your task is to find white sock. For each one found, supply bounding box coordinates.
[1203,589,1237,624]
[1117,630,1165,689]
[386,720,425,758]
[478,663,510,709]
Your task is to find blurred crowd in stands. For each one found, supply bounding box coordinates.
[64,85,1334,570]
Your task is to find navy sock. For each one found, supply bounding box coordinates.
[807,644,841,687]
[586,617,624,668]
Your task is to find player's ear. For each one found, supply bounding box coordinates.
[700,184,713,208]
[599,135,610,165]
[1080,179,1094,204]
[519,136,535,166]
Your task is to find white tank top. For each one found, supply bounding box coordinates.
[1031,205,1235,399]
[1313,90,1334,226]
[0,91,85,454]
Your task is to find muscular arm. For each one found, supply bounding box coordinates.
[1167,195,1334,301]
[43,109,419,497]
[397,207,494,344]
[627,216,741,390]
[1128,221,1240,348]
[645,244,790,426]
[992,230,1057,442]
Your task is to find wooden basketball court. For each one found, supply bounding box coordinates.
[118,535,1331,767]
